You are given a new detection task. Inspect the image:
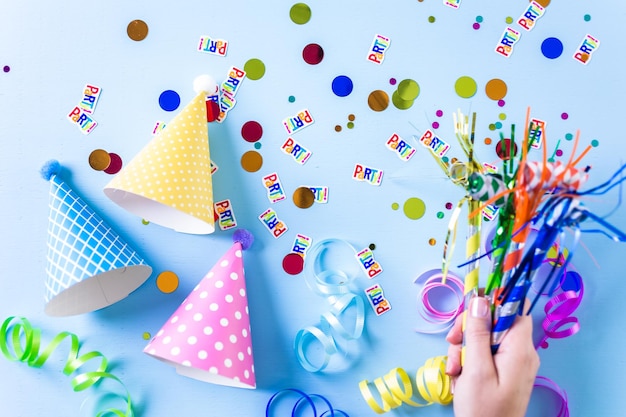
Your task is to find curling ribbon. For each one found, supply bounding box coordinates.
[266,388,349,417]
[413,269,464,334]
[536,271,583,350]
[358,356,452,414]
[532,376,570,417]
[0,316,134,417]
[295,239,366,372]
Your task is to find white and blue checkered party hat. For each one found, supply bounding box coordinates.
[41,160,152,316]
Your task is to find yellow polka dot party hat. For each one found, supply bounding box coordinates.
[104,91,215,234]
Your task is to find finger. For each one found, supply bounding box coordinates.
[462,296,497,379]
[446,343,462,376]
[445,313,464,344]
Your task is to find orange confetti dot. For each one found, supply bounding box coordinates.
[156,271,179,294]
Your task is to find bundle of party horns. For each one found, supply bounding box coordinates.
[431,108,626,356]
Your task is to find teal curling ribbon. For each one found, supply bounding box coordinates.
[295,239,366,372]
[0,316,134,417]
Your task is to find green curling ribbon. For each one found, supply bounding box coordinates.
[0,316,134,417]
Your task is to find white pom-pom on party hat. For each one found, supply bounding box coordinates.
[40,160,152,316]
[144,230,256,389]
[104,91,215,234]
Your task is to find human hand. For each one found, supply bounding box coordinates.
[445,296,540,417]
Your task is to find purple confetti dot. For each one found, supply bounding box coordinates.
[555,149,563,157]
[561,112,569,120]
[432,121,440,129]
[445,202,453,210]
[389,78,397,85]
[436,109,443,117]
[3,65,10,73]
[498,99,506,107]
[473,23,480,30]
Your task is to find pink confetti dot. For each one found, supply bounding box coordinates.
[445,202,453,210]
[432,121,440,129]
[498,99,506,107]
[473,23,480,30]
[555,149,563,157]
[561,112,569,120]
[436,110,443,117]
[3,66,10,73]
[389,78,397,85]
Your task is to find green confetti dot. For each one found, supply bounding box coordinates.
[288,95,296,103]
[397,79,420,101]
[142,332,151,340]
[505,16,513,24]
[391,202,400,210]
[454,76,477,98]
[437,211,444,219]
[489,123,496,131]
[498,113,506,121]
[347,121,355,129]
[142,219,150,225]
[565,133,573,141]
[428,16,436,23]
[403,197,426,220]
[244,58,265,80]
[254,142,262,149]
[290,3,312,24]
[591,139,599,147]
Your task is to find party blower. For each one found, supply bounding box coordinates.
[104,90,216,234]
[40,160,152,316]
[144,230,256,389]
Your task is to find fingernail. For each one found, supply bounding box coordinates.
[470,297,489,318]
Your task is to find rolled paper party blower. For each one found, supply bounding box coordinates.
[144,230,256,389]
[40,160,152,316]
[104,91,215,234]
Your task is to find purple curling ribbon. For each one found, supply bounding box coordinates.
[532,376,570,417]
[536,271,583,350]
[414,269,464,334]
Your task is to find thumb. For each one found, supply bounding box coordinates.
[462,296,494,375]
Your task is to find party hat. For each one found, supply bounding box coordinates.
[144,230,256,389]
[104,91,215,234]
[40,160,152,316]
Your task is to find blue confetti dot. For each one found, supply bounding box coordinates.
[541,37,564,59]
[159,90,181,111]
[331,75,353,97]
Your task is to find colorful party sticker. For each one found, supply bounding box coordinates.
[79,84,102,114]
[281,137,312,164]
[306,186,329,203]
[152,121,167,135]
[573,34,600,65]
[283,109,314,135]
[356,247,383,279]
[417,130,450,158]
[444,0,461,9]
[365,284,391,316]
[210,160,219,175]
[517,1,545,31]
[366,34,390,64]
[385,133,416,161]
[214,199,237,230]
[529,118,546,149]
[262,172,286,203]
[258,207,288,238]
[353,164,383,186]
[67,106,97,134]
[197,35,228,56]
[291,234,313,258]
[495,27,521,58]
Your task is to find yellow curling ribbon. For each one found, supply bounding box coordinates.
[359,356,453,414]
[0,316,134,417]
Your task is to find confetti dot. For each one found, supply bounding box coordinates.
[428,238,437,246]
[347,122,355,129]
[290,3,312,24]
[156,271,179,294]
[3,66,10,73]
[432,121,440,129]
[389,78,397,85]
[555,149,563,157]
[484,137,492,145]
[591,139,599,147]
[473,23,481,30]
[391,202,400,210]
[489,123,496,131]
[485,79,508,101]
[331,75,353,97]
[535,0,551,6]
[428,16,436,23]
[436,110,443,117]
[142,332,151,340]
[442,156,449,163]
[369,243,376,250]
[241,150,263,172]
[495,139,518,160]
[454,76,477,98]
[499,113,507,121]
[495,122,503,129]
[348,114,356,121]
[583,14,591,22]
[302,43,324,65]
[436,212,444,219]
[127,19,149,41]
[159,90,181,112]
[335,125,342,132]
[368,90,389,112]
[392,91,414,110]
[104,153,123,174]
[561,112,569,120]
[89,149,111,171]
[142,219,150,225]
[445,202,453,210]
[476,16,483,23]
[288,95,296,103]
[244,58,266,80]
[206,101,220,122]
[505,16,513,24]
[565,133,574,141]
[541,37,564,59]
[403,197,426,220]
[282,253,304,275]
[293,186,315,208]
[498,100,506,107]
[397,79,420,101]
[241,121,263,142]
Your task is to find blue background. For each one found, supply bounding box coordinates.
[1,1,624,416]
